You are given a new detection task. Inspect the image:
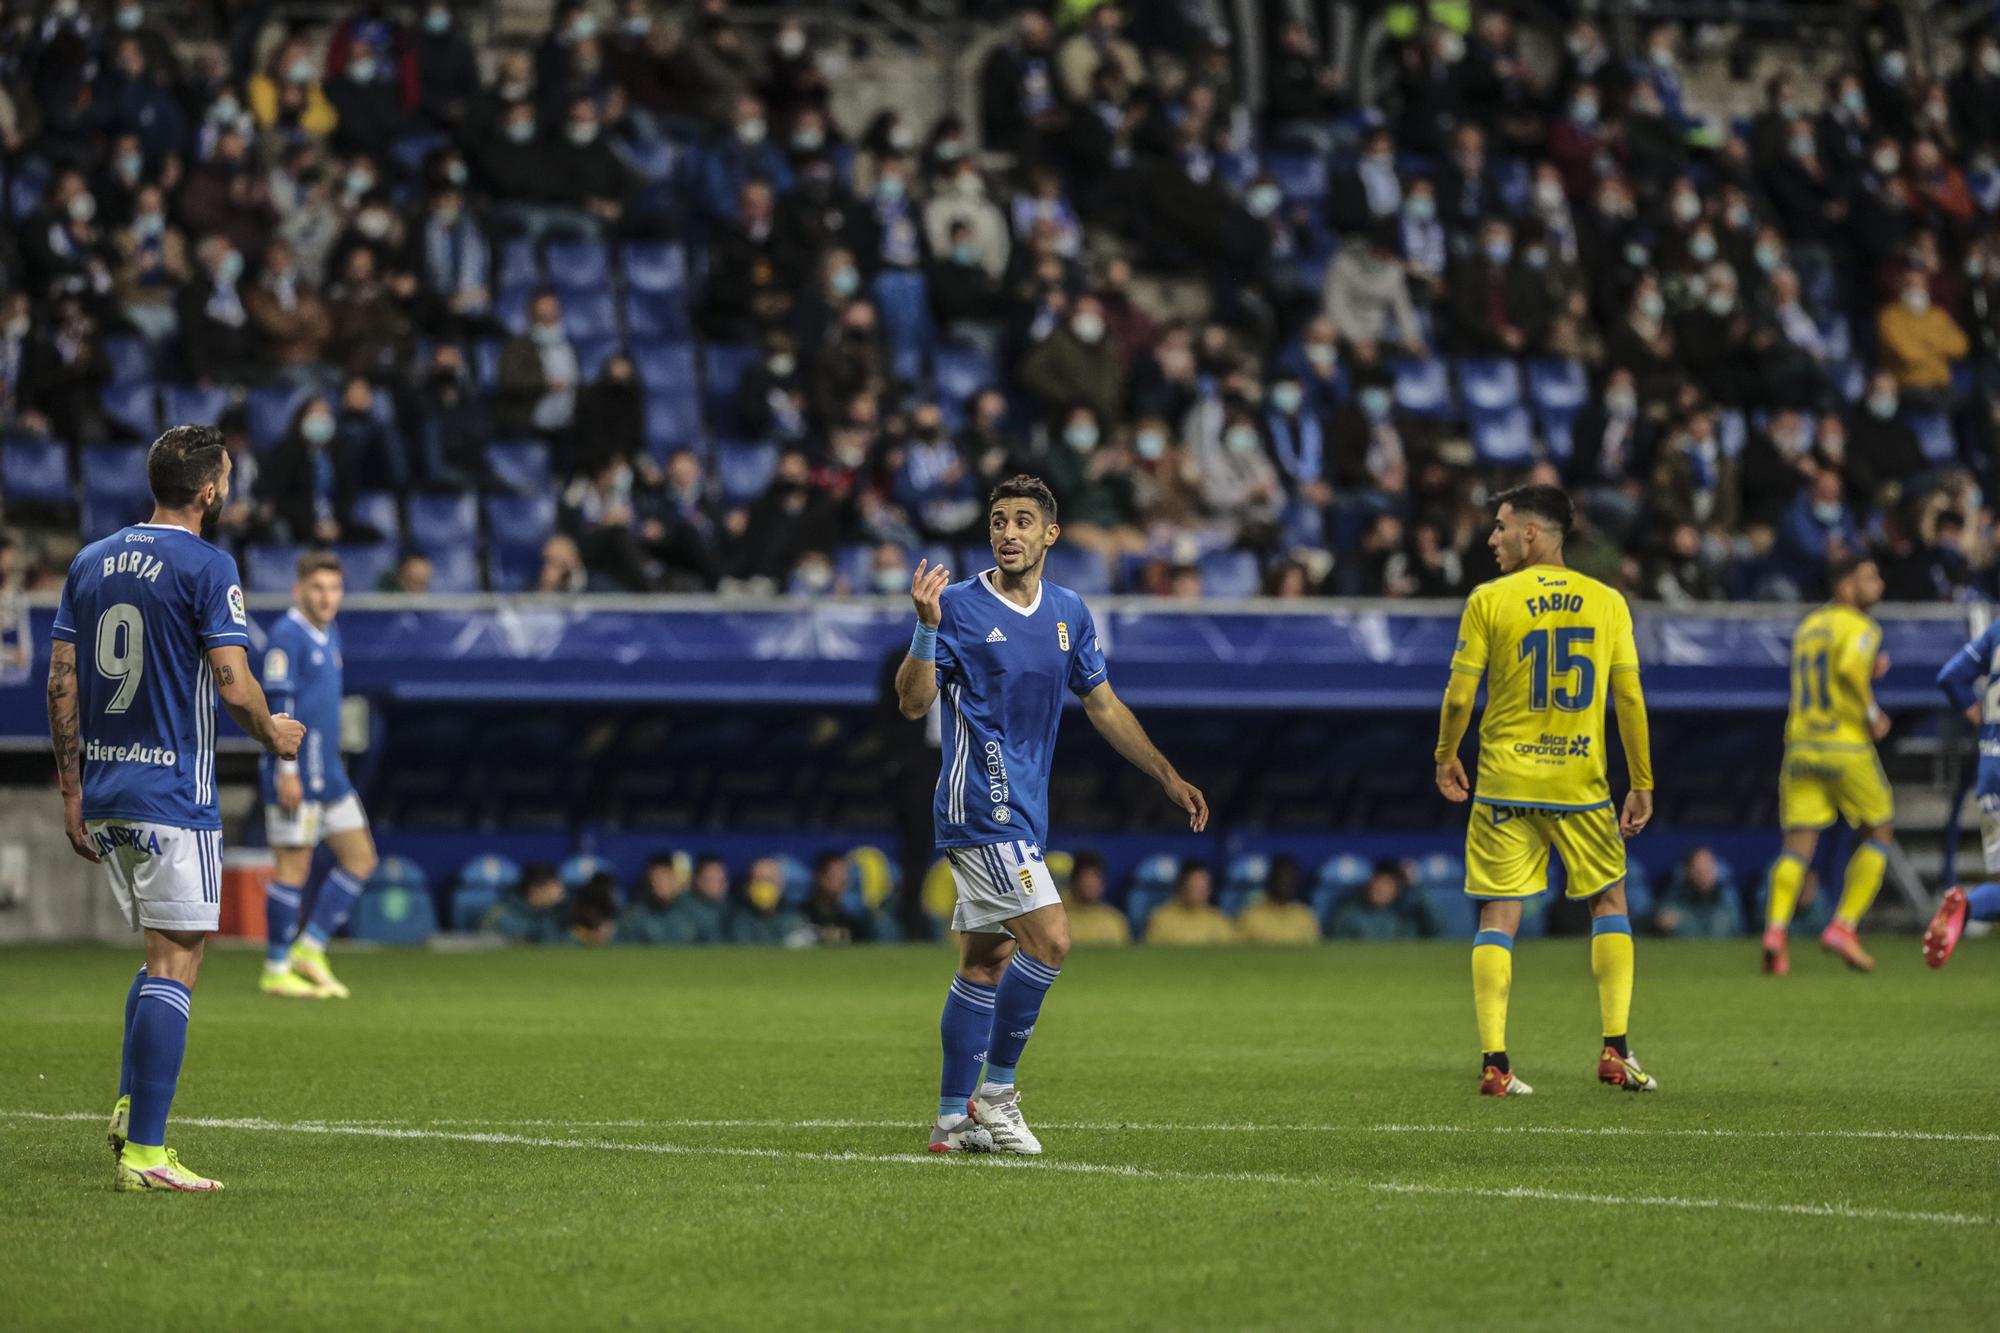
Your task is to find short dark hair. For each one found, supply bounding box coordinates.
[296,550,342,580]
[1828,553,1875,586]
[1493,483,1574,539]
[519,861,561,895]
[1174,859,1211,888]
[990,474,1057,523]
[1072,850,1105,878]
[146,425,227,508]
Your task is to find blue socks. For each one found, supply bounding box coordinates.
[981,953,1062,1088]
[1969,882,2000,921]
[939,976,996,1120]
[301,868,364,949]
[117,966,146,1099]
[128,977,191,1148]
[266,881,302,965]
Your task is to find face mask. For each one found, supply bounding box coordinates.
[301,413,335,445]
[357,210,390,238]
[217,250,244,283]
[830,267,859,297]
[571,15,598,40]
[444,160,468,184]
[1570,98,1598,126]
[950,242,978,266]
[1305,342,1336,371]
[1246,185,1282,219]
[532,322,565,346]
[1135,429,1167,460]
[1651,45,1675,70]
[500,79,531,100]
[505,118,534,143]
[1359,387,1391,420]
[1841,88,1866,116]
[1790,135,1815,160]
[1903,288,1930,314]
[889,123,916,152]
[425,8,450,33]
[1706,291,1735,316]
[134,210,164,237]
[1484,239,1512,264]
[768,352,795,377]
[1606,388,1636,416]
[1071,313,1106,344]
[114,150,143,180]
[117,4,142,29]
[1880,51,1907,82]
[1726,203,1751,230]
[1671,193,1700,225]
[349,58,378,83]
[621,16,652,37]
[1534,180,1564,211]
[736,118,766,145]
[1638,293,1665,321]
[345,168,375,195]
[777,28,807,59]
[876,175,905,203]
[567,122,598,145]
[1982,47,2000,77]
[791,127,824,152]
[288,56,316,83]
[953,172,984,199]
[67,192,95,223]
[935,140,966,163]
[1812,500,1844,523]
[1755,243,1781,272]
[1523,247,1549,271]
[1064,422,1099,451]
[1872,149,1899,175]
[1867,393,1897,419]
[1405,195,1435,223]
[871,567,905,595]
[1437,33,1464,63]
[1271,383,1303,415]
[1225,424,1259,454]
[432,203,459,226]
[1688,234,1717,262]
[212,95,241,122]
[3,316,27,339]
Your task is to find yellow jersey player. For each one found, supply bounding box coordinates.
[1764,556,1895,974]
[1434,485,1657,1097]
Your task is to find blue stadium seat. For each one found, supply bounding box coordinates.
[574,335,624,382]
[1390,358,1453,418]
[1417,887,1477,939]
[1265,149,1328,203]
[334,542,397,591]
[701,342,761,434]
[623,290,691,340]
[493,287,534,336]
[621,241,688,296]
[561,290,620,342]
[1043,545,1111,595]
[497,238,541,290]
[934,344,997,408]
[484,440,552,493]
[101,334,152,385]
[1454,357,1522,413]
[388,129,448,177]
[1538,408,1577,463]
[245,383,312,451]
[450,884,501,933]
[620,137,680,184]
[1223,854,1270,916]
[81,444,151,508]
[1526,359,1588,413]
[1412,851,1465,894]
[1311,853,1373,926]
[1198,549,1259,599]
[425,543,482,592]
[472,339,503,390]
[351,881,437,943]
[100,381,158,439]
[161,383,231,429]
[560,853,618,891]
[457,853,522,896]
[1,437,71,506]
[547,239,612,291]
[833,542,882,592]
[1495,158,1531,214]
[407,494,477,553]
[644,392,703,455]
[871,270,934,383]
[8,156,48,220]
[1906,411,1957,465]
[1123,853,1181,933]
[632,338,697,395]
[775,854,813,905]
[245,543,304,593]
[1471,406,1535,466]
[351,491,402,542]
[715,441,778,505]
[483,493,558,548]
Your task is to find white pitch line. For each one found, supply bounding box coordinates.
[1370,1122,2000,1145]
[1,1110,1990,1228]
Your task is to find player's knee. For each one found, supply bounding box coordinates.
[959,960,1008,987]
[1036,925,1071,969]
[1590,882,1628,917]
[344,847,380,880]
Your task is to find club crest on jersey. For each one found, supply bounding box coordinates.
[1018,865,1036,893]
[1057,621,1070,651]
[993,806,1011,824]
[228,585,247,624]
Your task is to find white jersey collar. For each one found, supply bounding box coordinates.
[286,606,330,646]
[978,568,1043,618]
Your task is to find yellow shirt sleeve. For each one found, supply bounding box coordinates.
[1449,590,1489,678]
[1837,620,1880,723]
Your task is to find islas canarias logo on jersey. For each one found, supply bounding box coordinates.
[1057,621,1070,651]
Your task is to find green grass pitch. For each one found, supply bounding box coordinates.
[2,938,1996,1330]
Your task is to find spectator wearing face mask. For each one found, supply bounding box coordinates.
[1185,380,1282,546]
[1040,406,1146,557]
[93,35,186,164]
[110,183,189,346]
[700,178,793,343]
[1566,369,1655,542]
[263,396,366,545]
[809,303,886,428]
[326,37,416,154]
[574,354,646,478]
[924,161,1009,280]
[1607,276,1679,409]
[1878,271,1969,408]
[699,94,792,223]
[732,449,839,586]
[177,233,258,382]
[248,37,338,143]
[774,153,871,279]
[546,95,633,231]
[407,185,491,338]
[1329,127,1403,235]
[408,343,487,490]
[561,452,655,591]
[734,333,809,444]
[890,401,979,542]
[1548,81,1626,204]
[980,9,1064,162]
[496,289,579,441]
[1055,2,1144,105]
[323,243,416,378]
[1263,371,1333,515]
[728,858,811,946]
[1848,369,1930,500]
[1447,218,1545,356]
[1018,294,1125,428]
[927,218,1008,358]
[1675,263,1768,408]
[681,0,769,124]
[1779,468,1860,591]
[1327,374,1419,498]
[648,449,728,591]
[410,1,480,128]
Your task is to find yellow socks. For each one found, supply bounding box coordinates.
[1590,913,1634,1043]
[1471,930,1513,1058]
[1766,852,1806,932]
[1836,841,1888,927]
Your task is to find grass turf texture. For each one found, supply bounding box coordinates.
[2,939,1996,1330]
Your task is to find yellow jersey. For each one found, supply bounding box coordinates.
[1784,603,1881,749]
[1447,564,1641,809]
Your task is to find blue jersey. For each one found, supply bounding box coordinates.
[1938,621,2000,796]
[933,570,1108,848]
[51,524,250,829]
[258,608,350,804]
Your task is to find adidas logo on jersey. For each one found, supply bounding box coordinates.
[986,628,1008,643]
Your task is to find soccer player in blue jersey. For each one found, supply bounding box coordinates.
[257,550,377,1000]
[1929,623,2000,966]
[896,476,1208,1155]
[47,426,306,1192]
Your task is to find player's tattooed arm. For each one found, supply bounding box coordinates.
[207,645,306,761]
[46,641,100,862]
[1081,682,1209,831]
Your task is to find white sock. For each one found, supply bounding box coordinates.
[977,1080,1015,1097]
[935,1113,961,1131]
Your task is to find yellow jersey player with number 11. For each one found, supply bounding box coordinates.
[1435,485,1658,1098]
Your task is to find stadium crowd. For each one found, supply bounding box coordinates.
[465,842,1772,947]
[1,1,1999,601]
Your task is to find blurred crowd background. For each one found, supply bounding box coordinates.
[0,0,1998,602]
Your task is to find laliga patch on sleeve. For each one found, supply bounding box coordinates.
[265,648,289,682]
[228,584,247,625]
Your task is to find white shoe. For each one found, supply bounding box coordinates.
[967,1086,1042,1155]
[928,1115,993,1154]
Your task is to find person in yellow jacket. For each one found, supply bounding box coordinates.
[249,37,340,141]
[1877,271,1968,400]
[1144,862,1237,946]
[1062,852,1131,947]
[1235,855,1323,945]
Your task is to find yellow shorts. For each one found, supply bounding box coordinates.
[1464,799,1626,900]
[1779,745,1893,831]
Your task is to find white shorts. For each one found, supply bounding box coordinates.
[946,840,1059,933]
[266,791,368,848]
[86,820,223,934]
[1980,795,2000,874]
